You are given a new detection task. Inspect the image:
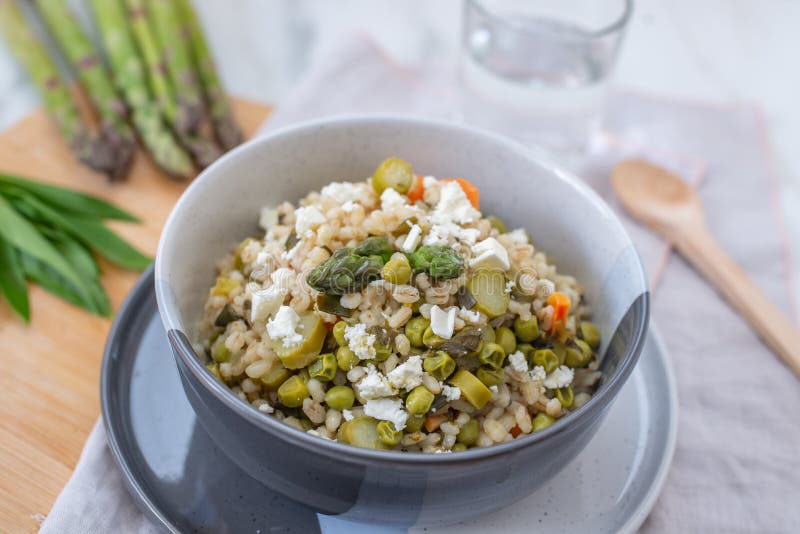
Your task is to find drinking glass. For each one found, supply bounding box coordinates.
[460,0,632,159]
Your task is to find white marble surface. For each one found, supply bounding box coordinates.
[1,0,799,305]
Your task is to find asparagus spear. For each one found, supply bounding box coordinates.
[89,0,194,179]
[0,0,115,176]
[175,0,243,150]
[33,0,136,181]
[125,0,221,168]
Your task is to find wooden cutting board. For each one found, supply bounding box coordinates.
[0,98,270,533]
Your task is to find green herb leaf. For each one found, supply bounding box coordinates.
[0,174,139,221]
[0,236,30,321]
[18,251,99,315]
[0,195,90,302]
[8,192,151,270]
[51,232,111,317]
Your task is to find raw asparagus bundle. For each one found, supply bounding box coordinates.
[125,0,221,168]
[176,0,243,150]
[33,0,137,181]
[0,0,115,177]
[89,0,195,179]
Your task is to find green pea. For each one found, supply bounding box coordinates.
[324,385,355,411]
[456,418,479,445]
[451,442,468,452]
[309,353,338,382]
[513,316,540,342]
[404,316,430,347]
[336,346,359,371]
[478,342,506,370]
[206,362,222,381]
[555,386,574,408]
[481,326,496,345]
[261,364,291,390]
[382,256,412,285]
[373,339,393,362]
[212,339,230,363]
[423,351,456,381]
[332,321,348,347]
[476,366,504,387]
[405,413,425,433]
[532,349,559,374]
[371,156,414,195]
[578,321,601,349]
[422,326,446,348]
[376,420,403,446]
[495,326,517,355]
[406,385,434,414]
[277,375,309,408]
[532,413,555,432]
[516,343,535,359]
[486,215,506,234]
[564,339,592,368]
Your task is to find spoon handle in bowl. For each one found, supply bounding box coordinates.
[673,224,800,378]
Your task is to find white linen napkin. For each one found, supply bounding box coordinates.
[40,34,800,533]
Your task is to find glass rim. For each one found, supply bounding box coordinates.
[466,0,634,39]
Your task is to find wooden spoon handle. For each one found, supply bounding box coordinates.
[673,224,800,377]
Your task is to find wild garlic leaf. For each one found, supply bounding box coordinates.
[0,236,30,322]
[18,251,99,315]
[0,173,139,221]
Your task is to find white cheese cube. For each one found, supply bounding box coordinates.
[543,365,574,389]
[508,351,528,373]
[430,305,456,340]
[387,355,424,391]
[294,206,326,235]
[356,365,396,399]
[258,207,279,231]
[402,224,423,252]
[364,398,408,431]
[250,284,287,323]
[266,305,303,348]
[469,237,510,271]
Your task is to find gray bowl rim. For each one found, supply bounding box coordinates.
[155,113,650,465]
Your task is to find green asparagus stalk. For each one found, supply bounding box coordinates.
[147,0,204,134]
[125,0,221,168]
[175,0,243,150]
[0,0,115,176]
[89,0,195,179]
[33,0,136,181]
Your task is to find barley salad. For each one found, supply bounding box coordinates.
[197,157,603,452]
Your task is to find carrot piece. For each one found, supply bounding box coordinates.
[407,175,425,203]
[442,177,480,210]
[423,413,448,433]
[547,292,571,334]
[510,425,522,438]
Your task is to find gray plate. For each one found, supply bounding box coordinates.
[102,267,677,533]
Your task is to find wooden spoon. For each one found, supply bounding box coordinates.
[612,158,800,378]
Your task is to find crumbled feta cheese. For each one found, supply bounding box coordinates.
[423,223,480,247]
[342,409,354,421]
[344,323,377,360]
[489,385,499,395]
[430,305,456,339]
[259,207,279,231]
[266,305,304,348]
[441,385,461,402]
[530,365,547,383]
[432,180,480,225]
[380,188,407,209]
[422,175,438,189]
[505,280,515,293]
[250,284,287,323]
[508,351,528,373]
[364,398,408,431]
[294,206,326,235]
[469,237,510,271]
[505,228,529,244]
[341,200,359,212]
[402,224,422,252]
[254,251,271,267]
[543,365,574,389]
[356,365,396,400]
[387,355,424,391]
[321,182,363,203]
[458,307,483,324]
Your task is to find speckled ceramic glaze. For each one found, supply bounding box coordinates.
[154,115,649,527]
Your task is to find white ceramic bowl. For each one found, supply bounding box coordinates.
[155,115,649,527]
